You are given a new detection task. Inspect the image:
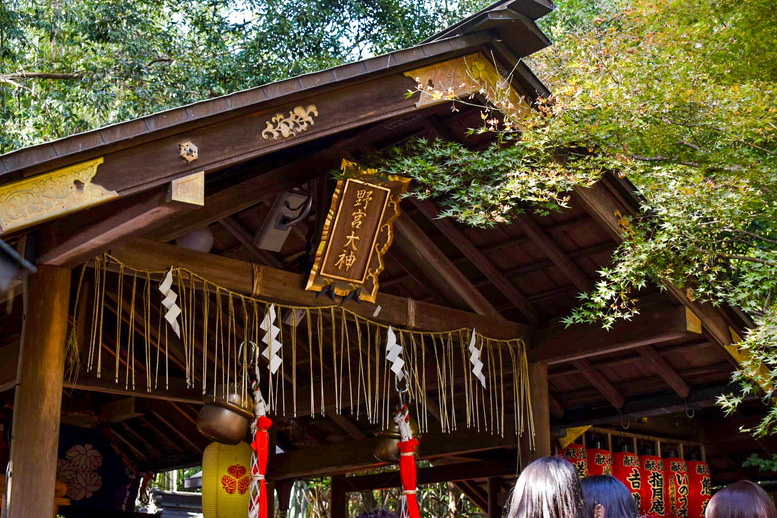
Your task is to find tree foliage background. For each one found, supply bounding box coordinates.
[0,0,488,153]
[385,0,777,438]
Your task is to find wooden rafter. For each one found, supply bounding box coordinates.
[572,358,625,409]
[412,199,542,323]
[638,345,691,398]
[553,382,739,427]
[531,302,699,364]
[218,216,285,269]
[393,215,501,318]
[38,185,200,267]
[514,213,592,292]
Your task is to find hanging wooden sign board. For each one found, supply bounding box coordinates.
[306,159,410,303]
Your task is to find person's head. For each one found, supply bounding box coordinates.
[706,480,777,518]
[507,456,585,518]
[580,475,639,518]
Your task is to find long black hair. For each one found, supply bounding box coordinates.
[580,475,640,518]
[506,456,586,518]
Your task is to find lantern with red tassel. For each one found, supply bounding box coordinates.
[562,444,588,478]
[640,455,667,518]
[664,458,689,518]
[613,451,642,509]
[587,446,613,476]
[395,406,420,518]
[687,461,711,518]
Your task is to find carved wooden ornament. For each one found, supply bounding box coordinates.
[404,52,530,117]
[0,157,117,234]
[306,160,410,303]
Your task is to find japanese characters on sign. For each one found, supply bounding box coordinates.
[306,160,410,303]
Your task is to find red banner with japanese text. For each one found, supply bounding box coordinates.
[613,452,642,510]
[562,444,587,478]
[664,458,689,518]
[640,456,667,518]
[587,448,612,476]
[687,461,711,518]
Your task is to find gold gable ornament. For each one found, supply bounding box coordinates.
[0,157,117,234]
[306,159,410,303]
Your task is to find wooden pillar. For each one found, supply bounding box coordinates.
[276,480,294,518]
[8,265,71,518]
[529,362,551,461]
[488,476,501,518]
[266,481,276,518]
[330,476,346,518]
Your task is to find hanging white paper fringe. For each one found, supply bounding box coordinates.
[260,304,283,374]
[385,326,405,380]
[468,329,486,388]
[159,268,181,338]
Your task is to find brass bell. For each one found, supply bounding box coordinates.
[373,416,420,464]
[196,384,254,445]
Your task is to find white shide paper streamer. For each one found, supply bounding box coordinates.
[159,268,181,338]
[260,304,283,374]
[468,329,487,388]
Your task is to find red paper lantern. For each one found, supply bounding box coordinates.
[640,455,667,517]
[664,458,689,518]
[687,461,711,518]
[613,452,642,509]
[562,444,587,478]
[587,448,613,476]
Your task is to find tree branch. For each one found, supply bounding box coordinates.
[716,253,777,266]
[1,72,83,80]
[630,155,700,167]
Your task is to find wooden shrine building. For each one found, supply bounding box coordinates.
[0,1,770,516]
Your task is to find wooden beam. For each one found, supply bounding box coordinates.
[573,177,735,347]
[218,216,285,269]
[393,215,502,318]
[149,409,205,454]
[338,460,517,492]
[330,476,347,518]
[66,374,204,405]
[515,213,592,292]
[549,395,564,419]
[110,239,528,340]
[98,397,145,422]
[554,382,740,427]
[638,346,691,398]
[147,154,339,243]
[531,302,698,364]
[488,477,502,518]
[572,358,625,409]
[269,430,517,480]
[9,265,70,518]
[412,199,542,324]
[329,413,368,440]
[37,177,203,267]
[529,363,551,459]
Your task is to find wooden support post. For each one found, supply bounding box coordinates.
[276,480,294,518]
[266,481,276,518]
[330,476,347,518]
[529,363,551,460]
[488,477,501,518]
[8,265,71,518]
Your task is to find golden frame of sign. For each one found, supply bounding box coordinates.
[306,159,410,303]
